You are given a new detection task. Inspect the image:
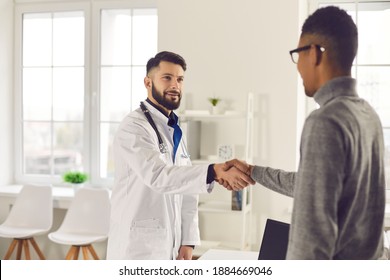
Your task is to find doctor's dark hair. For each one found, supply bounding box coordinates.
[146,51,187,75]
[301,6,357,72]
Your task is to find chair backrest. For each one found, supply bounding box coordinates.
[58,187,110,235]
[4,185,53,231]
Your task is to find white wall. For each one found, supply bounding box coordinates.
[0,0,13,186]
[158,0,303,249]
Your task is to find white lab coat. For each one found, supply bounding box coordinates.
[106,102,212,259]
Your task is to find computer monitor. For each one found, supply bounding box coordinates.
[258,218,290,260]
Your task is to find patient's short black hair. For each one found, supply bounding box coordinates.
[302,6,357,72]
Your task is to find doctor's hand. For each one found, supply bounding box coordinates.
[176,245,193,260]
[214,162,255,191]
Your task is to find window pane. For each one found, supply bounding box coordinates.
[101,9,132,65]
[53,67,84,121]
[53,11,85,66]
[100,66,131,121]
[357,2,390,65]
[53,123,84,175]
[98,8,157,180]
[23,68,52,120]
[357,66,390,127]
[24,122,51,174]
[100,123,119,178]
[23,13,52,67]
[131,66,147,111]
[21,9,86,179]
[132,9,157,65]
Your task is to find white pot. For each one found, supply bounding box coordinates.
[72,183,84,193]
[210,106,221,115]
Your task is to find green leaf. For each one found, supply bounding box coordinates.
[208,97,220,106]
[62,171,88,184]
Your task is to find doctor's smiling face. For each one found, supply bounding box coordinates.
[145,58,185,115]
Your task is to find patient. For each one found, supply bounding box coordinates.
[221,6,386,260]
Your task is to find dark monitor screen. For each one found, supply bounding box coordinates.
[258,218,290,260]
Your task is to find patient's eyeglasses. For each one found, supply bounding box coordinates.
[289,44,325,64]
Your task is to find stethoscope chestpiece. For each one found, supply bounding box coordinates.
[159,143,168,154]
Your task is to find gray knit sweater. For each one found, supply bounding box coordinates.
[252,77,385,259]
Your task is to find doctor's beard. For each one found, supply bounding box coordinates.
[151,83,181,111]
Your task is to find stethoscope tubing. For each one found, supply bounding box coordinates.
[140,101,168,154]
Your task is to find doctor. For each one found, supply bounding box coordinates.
[107,51,254,260]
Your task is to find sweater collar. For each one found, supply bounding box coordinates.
[314,76,358,107]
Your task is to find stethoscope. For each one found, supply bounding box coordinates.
[140,101,168,154]
[140,101,191,160]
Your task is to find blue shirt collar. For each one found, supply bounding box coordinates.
[145,98,179,127]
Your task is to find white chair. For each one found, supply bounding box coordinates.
[48,187,110,260]
[0,185,53,260]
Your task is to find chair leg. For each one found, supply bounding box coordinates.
[16,239,23,260]
[87,245,100,260]
[3,238,46,260]
[23,239,31,260]
[64,245,99,260]
[3,239,18,260]
[65,245,80,260]
[82,246,89,260]
[73,246,80,260]
[29,237,46,260]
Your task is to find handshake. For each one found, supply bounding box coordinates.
[214,159,255,191]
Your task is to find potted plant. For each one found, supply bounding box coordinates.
[208,97,221,114]
[63,171,88,192]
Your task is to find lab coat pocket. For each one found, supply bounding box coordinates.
[132,218,160,228]
[129,219,170,259]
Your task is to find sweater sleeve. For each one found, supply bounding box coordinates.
[251,166,296,197]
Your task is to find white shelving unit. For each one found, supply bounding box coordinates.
[180,93,255,256]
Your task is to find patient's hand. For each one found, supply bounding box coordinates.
[213,162,255,191]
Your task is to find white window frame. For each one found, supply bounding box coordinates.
[14,2,91,186]
[14,0,157,187]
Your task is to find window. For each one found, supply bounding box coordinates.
[21,11,85,177]
[15,1,157,186]
[311,0,390,188]
[99,9,157,179]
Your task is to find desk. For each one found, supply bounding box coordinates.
[0,184,110,209]
[1,185,389,224]
[199,249,258,260]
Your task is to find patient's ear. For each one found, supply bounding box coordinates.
[313,46,323,66]
[308,46,318,66]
